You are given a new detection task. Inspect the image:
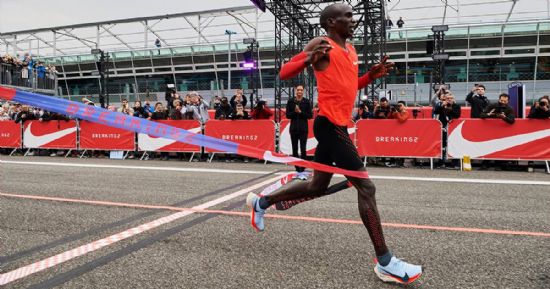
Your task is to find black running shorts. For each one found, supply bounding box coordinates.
[313,115,364,171]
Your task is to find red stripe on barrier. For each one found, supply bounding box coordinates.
[0,86,16,101]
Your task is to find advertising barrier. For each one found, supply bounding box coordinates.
[138,120,202,152]
[279,119,355,156]
[447,119,550,160]
[79,121,135,151]
[0,121,22,148]
[356,119,442,158]
[23,120,77,149]
[204,120,275,153]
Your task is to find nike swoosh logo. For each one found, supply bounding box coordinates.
[23,122,77,148]
[448,121,550,158]
[380,268,409,282]
[138,126,201,151]
[279,124,355,154]
[262,150,299,164]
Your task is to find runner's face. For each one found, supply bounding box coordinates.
[332,6,356,38]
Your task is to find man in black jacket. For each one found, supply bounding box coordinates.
[466,84,489,118]
[286,85,313,180]
[528,96,550,119]
[480,93,515,124]
[433,93,461,169]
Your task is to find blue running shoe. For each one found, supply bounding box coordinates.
[374,256,422,284]
[246,193,266,232]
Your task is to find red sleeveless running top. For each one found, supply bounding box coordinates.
[314,37,358,126]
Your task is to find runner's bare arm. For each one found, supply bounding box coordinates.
[279,37,332,80]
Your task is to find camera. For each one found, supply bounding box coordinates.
[540,101,548,107]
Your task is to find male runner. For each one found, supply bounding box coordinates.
[246,3,422,285]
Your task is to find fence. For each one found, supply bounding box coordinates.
[0,63,57,91]
[1,119,548,168]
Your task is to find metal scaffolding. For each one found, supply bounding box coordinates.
[266,0,386,121]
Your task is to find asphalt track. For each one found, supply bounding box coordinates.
[0,156,549,289]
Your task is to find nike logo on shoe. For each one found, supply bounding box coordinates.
[23,122,77,148]
[448,121,550,158]
[380,268,410,283]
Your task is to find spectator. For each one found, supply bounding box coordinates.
[230,88,247,110]
[397,17,405,38]
[14,105,36,123]
[107,105,117,112]
[431,85,449,108]
[433,93,461,127]
[210,95,221,109]
[118,99,133,115]
[385,17,393,38]
[169,100,183,120]
[527,95,550,119]
[389,100,410,123]
[231,103,250,120]
[0,104,11,121]
[155,38,161,55]
[183,91,210,123]
[143,100,155,114]
[480,93,515,124]
[250,100,274,120]
[286,85,313,180]
[353,96,372,121]
[433,93,461,169]
[373,97,392,119]
[215,97,233,120]
[466,84,489,118]
[150,102,169,160]
[397,16,404,28]
[132,100,150,118]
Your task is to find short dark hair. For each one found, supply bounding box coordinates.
[477,84,486,90]
[320,3,346,30]
[380,97,388,102]
[499,93,510,99]
[397,100,406,106]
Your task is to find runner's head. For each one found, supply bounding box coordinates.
[319,3,356,38]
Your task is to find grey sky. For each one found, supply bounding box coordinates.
[2,0,549,33]
[0,0,252,32]
[1,0,549,57]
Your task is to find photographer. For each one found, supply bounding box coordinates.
[215,97,233,120]
[230,88,248,110]
[389,101,410,123]
[373,97,392,119]
[433,93,461,127]
[183,92,210,124]
[527,95,550,119]
[481,93,515,124]
[133,100,150,119]
[466,84,489,118]
[286,85,313,180]
[250,100,273,120]
[434,93,461,169]
[353,96,372,121]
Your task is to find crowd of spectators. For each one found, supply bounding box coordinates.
[0,83,548,170]
[0,53,57,89]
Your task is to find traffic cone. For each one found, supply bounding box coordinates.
[463,155,472,171]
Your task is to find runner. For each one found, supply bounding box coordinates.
[246,3,422,285]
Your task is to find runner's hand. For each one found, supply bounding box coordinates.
[369,55,395,79]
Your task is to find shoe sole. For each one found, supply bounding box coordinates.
[246,193,262,232]
[374,266,422,285]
